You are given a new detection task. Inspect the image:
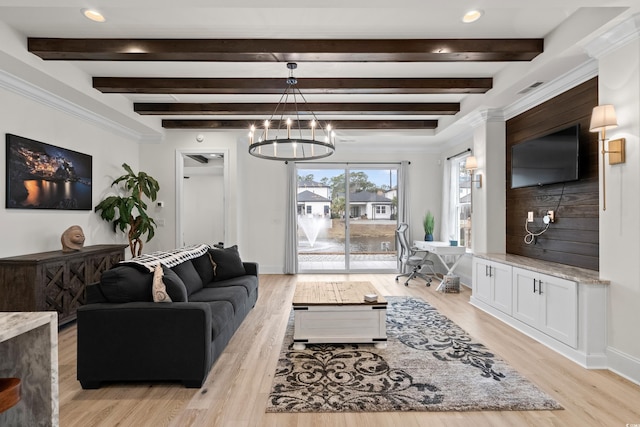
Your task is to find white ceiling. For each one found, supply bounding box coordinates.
[0,1,637,150]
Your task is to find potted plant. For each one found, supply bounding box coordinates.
[94,163,160,257]
[423,211,435,241]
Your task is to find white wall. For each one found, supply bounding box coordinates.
[139,131,243,254]
[471,113,507,254]
[0,86,139,258]
[596,36,640,382]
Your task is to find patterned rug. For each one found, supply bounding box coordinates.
[266,296,563,413]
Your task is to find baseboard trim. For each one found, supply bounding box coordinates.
[469,297,607,369]
[606,347,640,386]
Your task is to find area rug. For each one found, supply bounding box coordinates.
[266,296,562,413]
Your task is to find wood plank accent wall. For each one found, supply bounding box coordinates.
[506,77,599,271]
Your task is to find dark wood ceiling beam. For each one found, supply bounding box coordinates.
[94,77,492,94]
[187,155,209,164]
[134,102,460,115]
[162,119,437,130]
[29,38,543,62]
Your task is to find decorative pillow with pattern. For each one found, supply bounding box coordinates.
[152,264,172,303]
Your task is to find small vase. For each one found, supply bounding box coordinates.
[425,234,433,241]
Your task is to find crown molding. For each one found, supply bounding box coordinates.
[584,13,640,59]
[503,59,598,121]
[0,69,162,142]
[462,108,506,129]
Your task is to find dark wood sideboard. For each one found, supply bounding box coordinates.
[0,244,127,326]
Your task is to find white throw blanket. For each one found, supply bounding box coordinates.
[120,244,211,272]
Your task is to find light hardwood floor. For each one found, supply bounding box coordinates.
[59,274,640,426]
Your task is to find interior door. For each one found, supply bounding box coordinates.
[176,150,227,248]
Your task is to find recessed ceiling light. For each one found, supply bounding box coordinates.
[81,8,106,23]
[462,10,484,24]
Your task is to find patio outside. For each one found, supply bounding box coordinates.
[297,217,398,270]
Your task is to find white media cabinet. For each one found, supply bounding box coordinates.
[470,254,609,368]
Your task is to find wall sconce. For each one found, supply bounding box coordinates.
[465,156,482,188]
[589,104,626,211]
[465,155,482,212]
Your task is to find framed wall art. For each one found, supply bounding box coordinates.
[6,133,92,210]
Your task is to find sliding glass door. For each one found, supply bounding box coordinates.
[296,164,398,272]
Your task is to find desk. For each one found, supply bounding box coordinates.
[413,241,466,291]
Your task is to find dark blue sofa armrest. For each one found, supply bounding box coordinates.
[77,302,212,389]
[243,262,258,277]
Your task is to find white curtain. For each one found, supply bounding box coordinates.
[284,162,298,274]
[398,160,410,240]
[440,158,454,243]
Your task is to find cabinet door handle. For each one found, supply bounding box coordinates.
[485,265,488,276]
[533,278,537,293]
[538,280,543,295]
[489,266,493,277]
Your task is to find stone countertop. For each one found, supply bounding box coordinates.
[0,311,59,427]
[0,312,57,342]
[474,253,609,285]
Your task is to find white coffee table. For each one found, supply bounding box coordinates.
[292,281,387,350]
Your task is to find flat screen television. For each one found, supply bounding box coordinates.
[511,124,580,189]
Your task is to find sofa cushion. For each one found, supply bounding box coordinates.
[191,253,216,285]
[171,260,203,296]
[205,275,258,298]
[99,265,153,303]
[189,286,247,315]
[152,264,172,303]
[162,266,188,302]
[208,246,246,281]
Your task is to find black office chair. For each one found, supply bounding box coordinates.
[395,223,436,286]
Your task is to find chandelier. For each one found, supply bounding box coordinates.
[248,63,336,161]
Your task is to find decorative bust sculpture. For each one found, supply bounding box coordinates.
[61,225,85,252]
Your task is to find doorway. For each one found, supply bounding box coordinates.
[175,149,228,248]
[296,164,399,272]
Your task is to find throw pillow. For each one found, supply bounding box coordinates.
[171,260,204,296]
[152,264,172,303]
[161,266,188,302]
[100,265,153,303]
[191,252,216,285]
[209,245,246,281]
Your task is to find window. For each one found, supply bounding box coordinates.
[451,156,472,248]
[306,205,312,214]
[375,205,386,214]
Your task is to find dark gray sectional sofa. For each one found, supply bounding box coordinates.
[76,246,258,389]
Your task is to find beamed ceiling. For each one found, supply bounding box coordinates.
[26,38,537,130]
[0,2,635,146]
